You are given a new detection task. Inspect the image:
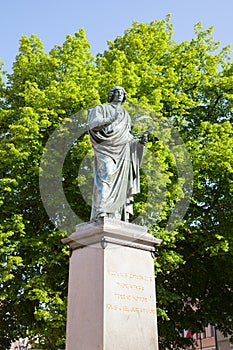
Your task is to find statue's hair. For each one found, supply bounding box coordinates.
[107,86,127,103]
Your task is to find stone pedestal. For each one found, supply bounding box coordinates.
[62,218,161,350]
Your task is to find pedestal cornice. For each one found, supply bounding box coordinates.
[62,217,162,252]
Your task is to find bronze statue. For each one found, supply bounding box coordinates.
[88,86,147,222]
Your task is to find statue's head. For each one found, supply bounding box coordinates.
[107,86,127,104]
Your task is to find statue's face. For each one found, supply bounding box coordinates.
[112,88,124,103]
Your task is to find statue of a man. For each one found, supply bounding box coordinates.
[88,86,146,222]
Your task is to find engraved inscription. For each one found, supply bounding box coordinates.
[116,282,145,291]
[106,304,155,314]
[106,270,155,315]
[109,271,153,283]
[114,293,148,303]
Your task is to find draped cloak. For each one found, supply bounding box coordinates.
[88,103,144,221]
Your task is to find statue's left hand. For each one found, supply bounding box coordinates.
[139,133,149,145]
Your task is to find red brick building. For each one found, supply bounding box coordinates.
[187,326,233,350]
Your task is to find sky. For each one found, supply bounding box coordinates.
[1,0,233,74]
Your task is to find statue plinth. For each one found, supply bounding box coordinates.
[62,218,161,350]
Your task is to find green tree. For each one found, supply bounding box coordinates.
[0,29,99,349]
[0,17,233,349]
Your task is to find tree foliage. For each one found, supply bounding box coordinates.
[0,17,233,349]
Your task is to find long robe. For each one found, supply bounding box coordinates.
[88,102,144,221]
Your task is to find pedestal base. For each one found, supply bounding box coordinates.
[62,218,161,350]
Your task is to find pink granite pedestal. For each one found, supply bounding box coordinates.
[62,218,161,350]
